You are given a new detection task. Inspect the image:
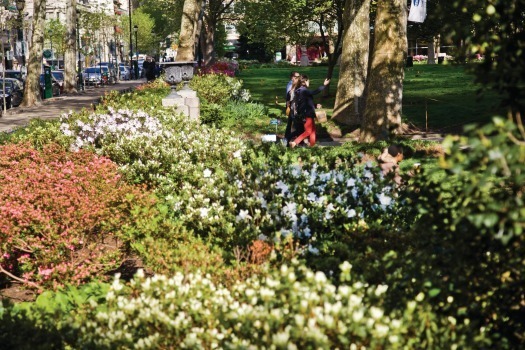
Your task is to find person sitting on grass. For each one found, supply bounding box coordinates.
[378,144,404,185]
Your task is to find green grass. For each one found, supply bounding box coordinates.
[238,63,504,135]
[403,64,504,132]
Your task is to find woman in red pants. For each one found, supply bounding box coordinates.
[289,75,330,148]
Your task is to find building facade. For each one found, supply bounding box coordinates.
[1,0,129,72]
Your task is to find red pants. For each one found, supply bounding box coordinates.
[294,117,316,147]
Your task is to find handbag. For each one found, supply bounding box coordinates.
[315,110,327,123]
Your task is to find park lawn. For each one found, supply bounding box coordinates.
[402,63,504,132]
[238,63,504,135]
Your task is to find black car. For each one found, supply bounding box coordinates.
[39,74,61,97]
[0,91,13,111]
[3,70,25,83]
[0,78,24,107]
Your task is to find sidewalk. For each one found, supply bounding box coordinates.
[0,80,145,133]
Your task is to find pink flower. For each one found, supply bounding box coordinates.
[38,268,54,276]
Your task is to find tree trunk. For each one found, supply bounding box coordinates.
[427,37,436,64]
[201,20,215,66]
[360,0,407,142]
[177,0,203,62]
[64,0,77,93]
[332,0,370,126]
[21,0,46,107]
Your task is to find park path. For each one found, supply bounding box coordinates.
[1,79,443,144]
[0,80,144,134]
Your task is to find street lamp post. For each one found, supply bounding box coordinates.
[133,25,138,78]
[48,30,53,69]
[76,9,83,91]
[128,0,133,79]
[15,0,25,72]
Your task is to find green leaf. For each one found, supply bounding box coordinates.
[428,288,441,298]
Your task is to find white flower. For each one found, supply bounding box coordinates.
[275,180,289,195]
[347,178,356,187]
[236,209,252,222]
[340,261,352,273]
[199,207,210,218]
[375,324,389,337]
[307,245,319,255]
[233,150,242,158]
[203,169,212,178]
[370,307,384,320]
[375,284,388,296]
[282,201,297,219]
[324,203,335,220]
[378,193,392,207]
[363,169,374,179]
[307,192,318,202]
[302,227,311,238]
[346,208,357,218]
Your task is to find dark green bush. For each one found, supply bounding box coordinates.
[397,118,525,347]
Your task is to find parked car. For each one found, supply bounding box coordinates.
[82,67,102,86]
[99,66,117,84]
[0,78,24,107]
[51,70,65,94]
[3,69,25,83]
[0,91,13,110]
[39,74,61,97]
[97,62,118,82]
[119,65,131,80]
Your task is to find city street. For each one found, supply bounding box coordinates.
[0,79,145,133]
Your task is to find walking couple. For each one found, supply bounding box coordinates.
[285,71,330,148]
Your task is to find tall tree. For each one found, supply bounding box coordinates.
[332,0,371,125]
[121,10,157,55]
[200,0,236,65]
[141,0,184,41]
[236,0,311,53]
[21,0,46,106]
[360,0,407,142]
[177,0,204,61]
[316,0,346,95]
[64,0,77,93]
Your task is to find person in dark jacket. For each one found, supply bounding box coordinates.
[285,72,301,145]
[143,56,156,82]
[289,75,330,148]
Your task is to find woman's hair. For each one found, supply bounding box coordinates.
[291,78,302,90]
[300,75,309,86]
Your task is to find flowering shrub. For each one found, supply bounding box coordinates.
[97,79,170,113]
[196,59,239,77]
[59,108,247,191]
[21,262,478,349]
[0,143,148,289]
[57,108,412,262]
[413,54,428,62]
[190,73,250,105]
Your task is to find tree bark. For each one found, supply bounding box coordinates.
[177,0,203,62]
[21,0,46,106]
[427,36,436,64]
[64,0,77,93]
[360,0,407,142]
[332,0,370,126]
[201,20,215,65]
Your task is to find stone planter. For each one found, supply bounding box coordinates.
[159,61,199,120]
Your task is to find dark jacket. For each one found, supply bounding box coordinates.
[295,85,326,118]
